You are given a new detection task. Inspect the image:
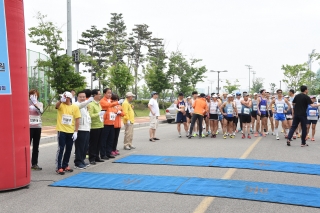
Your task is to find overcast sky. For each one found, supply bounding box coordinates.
[24,0,320,92]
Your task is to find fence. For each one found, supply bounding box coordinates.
[27,49,52,106]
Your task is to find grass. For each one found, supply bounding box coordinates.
[41,106,165,126]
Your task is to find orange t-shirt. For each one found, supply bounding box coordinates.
[100,97,118,125]
[114,104,125,128]
[192,98,208,115]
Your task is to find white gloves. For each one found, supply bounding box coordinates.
[87,97,94,103]
[60,96,67,103]
[117,110,122,115]
[118,99,124,104]
[72,132,78,141]
[30,95,38,104]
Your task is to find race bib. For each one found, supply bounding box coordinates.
[29,115,41,125]
[286,114,292,119]
[62,114,73,125]
[243,108,250,115]
[210,106,217,114]
[237,105,242,113]
[110,112,116,121]
[227,107,233,115]
[276,104,284,113]
[253,105,257,111]
[260,105,266,112]
[87,116,92,123]
[309,110,317,117]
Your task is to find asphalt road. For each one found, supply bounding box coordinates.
[1,123,320,213]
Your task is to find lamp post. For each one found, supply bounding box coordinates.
[210,70,228,94]
[245,65,252,92]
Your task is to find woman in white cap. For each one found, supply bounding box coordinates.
[208,94,220,138]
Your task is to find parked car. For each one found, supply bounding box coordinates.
[165,103,177,123]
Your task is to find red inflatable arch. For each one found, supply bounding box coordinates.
[0,0,30,190]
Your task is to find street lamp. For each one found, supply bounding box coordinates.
[210,70,228,94]
[245,65,252,92]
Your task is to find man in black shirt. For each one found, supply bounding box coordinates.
[287,85,320,147]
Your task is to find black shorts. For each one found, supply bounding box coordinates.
[224,116,233,122]
[258,113,267,118]
[307,120,317,125]
[233,116,238,124]
[242,115,251,123]
[186,112,191,119]
[176,113,187,123]
[251,111,257,118]
[266,110,273,118]
[209,114,218,120]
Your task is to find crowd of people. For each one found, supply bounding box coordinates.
[28,88,160,175]
[173,85,320,147]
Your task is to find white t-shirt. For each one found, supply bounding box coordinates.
[149,98,160,116]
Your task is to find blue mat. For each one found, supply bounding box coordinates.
[114,155,320,176]
[50,172,320,208]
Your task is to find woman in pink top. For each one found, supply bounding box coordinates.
[29,89,44,170]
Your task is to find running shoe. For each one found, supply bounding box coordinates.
[276,135,280,140]
[193,133,197,137]
[115,150,120,155]
[202,134,206,138]
[111,151,117,156]
[223,134,227,139]
[63,166,73,173]
[242,134,245,139]
[179,134,182,138]
[262,133,266,137]
[293,135,296,139]
[216,130,219,135]
[311,138,315,141]
[31,165,42,171]
[247,134,251,139]
[56,168,65,175]
[254,132,258,137]
[74,164,86,170]
[230,135,235,139]
[272,132,275,135]
[213,134,216,138]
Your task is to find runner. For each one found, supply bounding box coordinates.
[256,89,268,137]
[186,96,192,134]
[204,95,211,136]
[266,92,275,135]
[240,93,252,139]
[174,93,188,138]
[234,92,242,133]
[188,93,208,139]
[55,91,81,175]
[251,93,258,135]
[270,89,291,140]
[29,89,43,171]
[220,94,237,139]
[191,91,199,137]
[221,92,228,104]
[288,89,297,139]
[208,94,220,138]
[306,96,319,141]
[217,95,223,135]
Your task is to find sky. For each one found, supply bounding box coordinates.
[23,0,320,93]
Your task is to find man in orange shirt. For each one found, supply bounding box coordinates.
[111,93,125,156]
[100,88,124,159]
[188,93,208,139]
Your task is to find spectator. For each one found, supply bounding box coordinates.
[29,89,43,171]
[188,93,208,139]
[111,93,125,155]
[148,91,160,142]
[122,92,136,150]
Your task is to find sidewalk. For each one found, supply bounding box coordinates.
[40,115,167,143]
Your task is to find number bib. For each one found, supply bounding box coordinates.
[309,110,317,117]
[227,107,233,115]
[260,105,266,112]
[276,104,284,113]
[87,116,92,123]
[243,108,250,115]
[286,114,292,119]
[29,115,41,125]
[253,105,257,111]
[110,112,116,121]
[210,104,217,114]
[62,114,73,125]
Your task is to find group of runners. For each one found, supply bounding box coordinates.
[174,85,320,146]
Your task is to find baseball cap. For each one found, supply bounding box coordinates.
[254,93,257,95]
[126,92,136,97]
[151,91,158,96]
[227,94,233,98]
[245,93,250,96]
[187,96,191,99]
[212,94,218,98]
[200,93,206,98]
[63,91,72,99]
[310,95,316,99]
[236,92,241,96]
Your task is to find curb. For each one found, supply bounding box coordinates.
[40,120,167,144]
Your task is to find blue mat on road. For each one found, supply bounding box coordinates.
[50,172,320,208]
[114,155,320,176]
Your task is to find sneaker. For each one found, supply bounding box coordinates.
[293,135,296,139]
[232,132,236,136]
[202,134,206,138]
[211,134,214,138]
[85,163,90,168]
[216,130,219,135]
[311,138,315,141]
[213,134,216,138]
[247,134,251,139]
[115,150,120,155]
[130,146,136,149]
[230,135,235,139]
[254,132,258,137]
[31,165,42,171]
[276,135,280,140]
[124,146,131,150]
[90,161,96,165]
[56,168,65,175]
[188,135,192,139]
[284,135,288,139]
[74,164,86,170]
[242,134,245,139]
[193,133,197,137]
[208,131,211,135]
[111,151,116,156]
[63,166,73,172]
[223,134,227,139]
[179,134,182,138]
[272,132,275,136]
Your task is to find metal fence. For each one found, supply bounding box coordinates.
[27,49,52,106]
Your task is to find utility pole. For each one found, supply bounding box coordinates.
[67,0,72,56]
[245,65,252,92]
[210,70,228,94]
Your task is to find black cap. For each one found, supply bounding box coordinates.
[151,91,158,96]
[200,93,206,98]
[178,92,184,96]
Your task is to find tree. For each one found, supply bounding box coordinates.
[77,25,106,89]
[251,77,264,93]
[137,85,150,99]
[28,13,86,96]
[269,83,276,95]
[127,24,152,96]
[281,63,311,92]
[223,79,240,93]
[109,63,134,97]
[189,59,207,91]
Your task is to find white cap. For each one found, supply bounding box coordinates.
[253,93,257,95]
[227,94,233,98]
[187,96,191,99]
[63,91,72,99]
[126,92,136,97]
[212,94,218,98]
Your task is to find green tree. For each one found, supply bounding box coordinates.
[189,59,207,91]
[223,79,240,93]
[28,13,86,96]
[269,82,276,95]
[77,25,106,89]
[250,77,264,93]
[137,85,150,99]
[109,63,134,97]
[281,63,311,92]
[127,24,152,96]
